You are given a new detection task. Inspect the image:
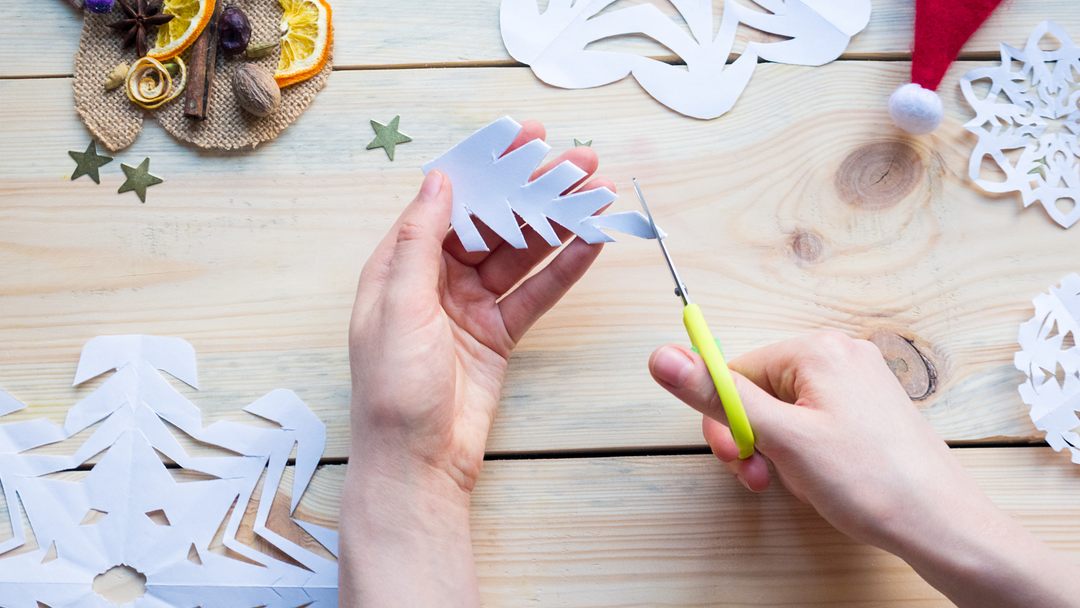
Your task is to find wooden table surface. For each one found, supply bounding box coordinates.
[2,1,1080,606]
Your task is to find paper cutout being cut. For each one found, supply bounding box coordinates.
[0,336,337,607]
[500,0,871,119]
[423,116,665,252]
[961,21,1080,228]
[1015,274,1080,465]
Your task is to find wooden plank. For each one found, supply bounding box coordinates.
[1,449,1077,605]
[0,61,1075,458]
[2,0,1077,77]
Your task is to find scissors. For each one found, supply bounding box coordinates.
[632,178,755,459]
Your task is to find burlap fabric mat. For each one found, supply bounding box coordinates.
[73,0,332,151]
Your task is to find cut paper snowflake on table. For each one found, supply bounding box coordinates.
[960,21,1080,228]
[423,116,664,252]
[1015,275,1080,465]
[0,335,337,607]
[500,0,871,119]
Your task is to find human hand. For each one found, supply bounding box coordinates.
[649,331,973,548]
[348,120,613,494]
[649,332,1080,607]
[341,121,613,608]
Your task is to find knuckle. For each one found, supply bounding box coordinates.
[852,338,885,360]
[395,219,429,245]
[813,330,851,349]
[805,330,852,360]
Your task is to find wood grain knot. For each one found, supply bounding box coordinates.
[835,142,923,210]
[867,329,937,401]
[791,231,824,262]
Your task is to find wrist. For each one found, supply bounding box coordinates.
[349,430,474,507]
[880,481,1079,607]
[339,445,480,608]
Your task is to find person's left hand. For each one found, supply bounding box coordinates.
[341,120,614,607]
[348,120,614,494]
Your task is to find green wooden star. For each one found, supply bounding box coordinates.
[118,157,163,203]
[574,138,592,147]
[69,140,113,184]
[367,115,412,161]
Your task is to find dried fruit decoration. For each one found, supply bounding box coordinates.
[125,56,188,109]
[274,0,332,87]
[107,0,175,58]
[218,5,252,57]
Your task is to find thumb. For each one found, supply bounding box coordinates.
[384,170,452,299]
[649,344,788,451]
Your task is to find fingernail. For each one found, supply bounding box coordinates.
[735,473,748,489]
[419,170,443,201]
[653,347,693,387]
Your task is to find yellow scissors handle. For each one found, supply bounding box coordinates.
[682,303,755,459]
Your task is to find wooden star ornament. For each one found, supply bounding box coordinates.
[118,157,163,202]
[69,140,114,184]
[367,115,412,161]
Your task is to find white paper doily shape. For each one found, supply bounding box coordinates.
[0,336,338,607]
[1015,274,1080,464]
[961,21,1080,228]
[500,0,871,120]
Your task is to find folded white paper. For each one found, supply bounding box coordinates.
[1015,275,1080,464]
[423,116,664,252]
[500,0,870,119]
[0,336,337,607]
[961,21,1080,228]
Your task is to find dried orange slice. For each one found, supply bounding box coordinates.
[275,0,332,88]
[148,0,215,61]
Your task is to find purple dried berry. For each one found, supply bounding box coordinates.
[86,0,115,13]
[218,5,252,57]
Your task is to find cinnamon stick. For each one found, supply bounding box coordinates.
[183,3,222,120]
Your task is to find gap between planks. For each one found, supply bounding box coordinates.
[0,50,1009,81]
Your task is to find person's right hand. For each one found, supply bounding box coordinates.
[649,331,1080,608]
[649,331,975,550]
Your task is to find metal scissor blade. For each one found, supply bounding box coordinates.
[632,178,690,306]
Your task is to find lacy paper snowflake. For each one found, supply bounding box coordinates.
[961,21,1080,228]
[0,336,337,607]
[500,0,871,119]
[1015,275,1080,465]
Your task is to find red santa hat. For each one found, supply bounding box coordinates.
[889,0,1004,134]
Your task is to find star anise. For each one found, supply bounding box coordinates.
[106,0,174,58]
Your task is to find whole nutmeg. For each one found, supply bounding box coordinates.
[233,63,281,117]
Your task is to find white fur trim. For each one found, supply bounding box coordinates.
[888,83,943,135]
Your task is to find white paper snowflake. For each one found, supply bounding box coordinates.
[961,21,1080,228]
[500,0,871,119]
[0,336,337,607]
[1015,275,1080,465]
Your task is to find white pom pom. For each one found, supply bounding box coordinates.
[888,83,943,135]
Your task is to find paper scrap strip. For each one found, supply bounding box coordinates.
[1015,274,1080,465]
[423,116,663,252]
